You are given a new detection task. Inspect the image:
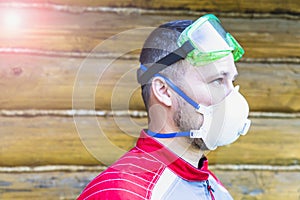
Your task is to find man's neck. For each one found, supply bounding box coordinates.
[156,137,204,168]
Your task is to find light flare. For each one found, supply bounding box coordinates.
[2,10,22,30]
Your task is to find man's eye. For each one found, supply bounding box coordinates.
[212,78,223,85]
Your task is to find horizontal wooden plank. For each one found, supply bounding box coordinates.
[0,170,299,199]
[0,54,299,112]
[0,116,299,166]
[237,63,300,112]
[208,116,300,165]
[1,0,299,14]
[0,8,299,59]
[218,170,300,200]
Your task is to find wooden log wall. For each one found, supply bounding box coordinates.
[0,1,299,199]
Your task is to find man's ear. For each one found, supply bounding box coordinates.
[151,77,172,107]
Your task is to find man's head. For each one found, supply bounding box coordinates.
[138,20,193,111]
[137,14,250,151]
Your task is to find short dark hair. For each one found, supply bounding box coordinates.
[138,20,193,111]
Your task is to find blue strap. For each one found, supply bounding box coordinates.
[139,65,200,110]
[147,130,190,138]
[155,74,200,110]
[140,64,148,72]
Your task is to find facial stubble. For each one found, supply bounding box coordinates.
[173,95,209,151]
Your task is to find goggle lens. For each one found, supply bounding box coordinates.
[178,14,244,66]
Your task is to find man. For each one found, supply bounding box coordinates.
[78,14,251,200]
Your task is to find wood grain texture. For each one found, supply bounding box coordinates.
[0,2,298,199]
[1,0,299,14]
[0,8,299,59]
[1,54,299,112]
[0,170,299,199]
[0,116,299,166]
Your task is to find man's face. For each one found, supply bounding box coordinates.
[173,54,238,149]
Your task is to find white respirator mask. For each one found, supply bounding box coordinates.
[191,86,251,150]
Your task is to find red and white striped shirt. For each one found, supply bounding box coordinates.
[77,130,233,200]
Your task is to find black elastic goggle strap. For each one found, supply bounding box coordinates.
[138,41,194,85]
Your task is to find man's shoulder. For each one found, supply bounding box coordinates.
[77,147,166,200]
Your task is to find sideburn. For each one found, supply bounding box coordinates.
[173,95,208,150]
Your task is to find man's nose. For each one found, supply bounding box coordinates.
[224,80,235,97]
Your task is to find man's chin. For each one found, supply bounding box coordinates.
[188,137,210,151]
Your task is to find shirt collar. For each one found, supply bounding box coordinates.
[136,130,209,181]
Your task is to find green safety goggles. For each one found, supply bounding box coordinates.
[178,14,244,66]
[138,14,244,85]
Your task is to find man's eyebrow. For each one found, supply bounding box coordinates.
[219,70,228,76]
[219,70,239,79]
[202,69,238,82]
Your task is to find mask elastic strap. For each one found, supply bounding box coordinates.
[147,129,190,138]
[140,65,199,109]
[147,129,204,139]
[154,74,200,110]
[140,65,209,115]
